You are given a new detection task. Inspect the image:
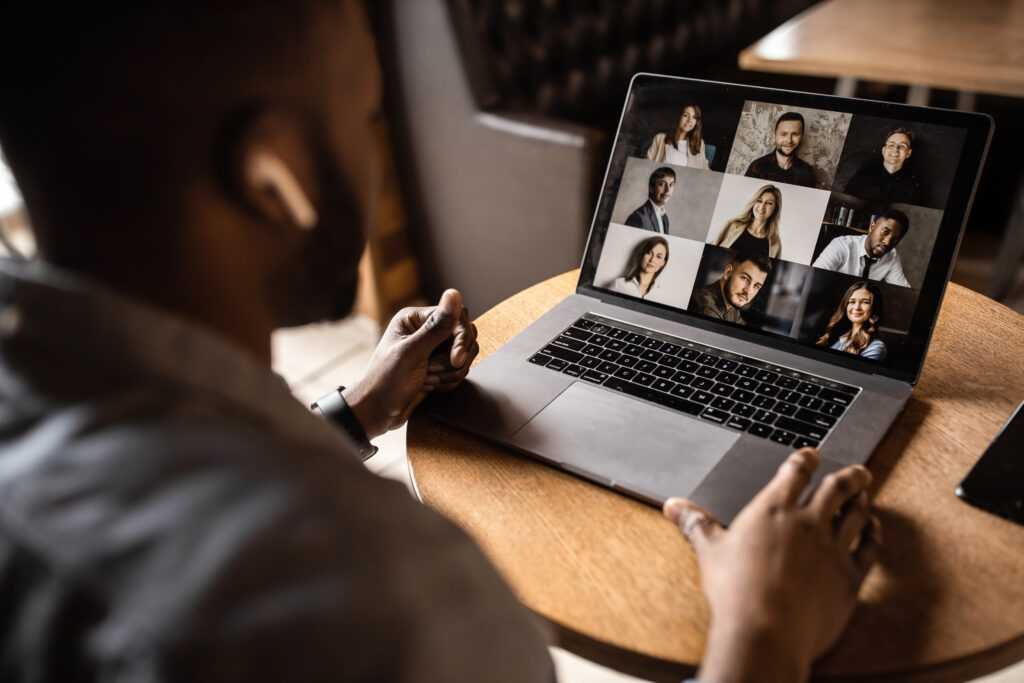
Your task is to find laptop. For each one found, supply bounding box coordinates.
[428,74,992,523]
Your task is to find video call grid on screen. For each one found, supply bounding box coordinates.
[578,75,992,383]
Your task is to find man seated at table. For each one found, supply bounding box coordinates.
[744,112,817,188]
[690,251,772,324]
[844,127,921,205]
[812,209,912,287]
[0,4,880,682]
[625,166,675,233]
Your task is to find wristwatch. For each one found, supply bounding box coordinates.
[310,386,378,461]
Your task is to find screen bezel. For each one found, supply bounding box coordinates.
[575,74,993,386]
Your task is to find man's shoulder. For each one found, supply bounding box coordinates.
[747,151,775,169]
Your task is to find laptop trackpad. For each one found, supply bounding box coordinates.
[511,382,740,501]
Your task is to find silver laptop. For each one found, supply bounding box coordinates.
[428,74,992,523]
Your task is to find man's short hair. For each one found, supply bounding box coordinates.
[649,167,676,187]
[875,208,910,237]
[885,127,916,148]
[775,112,805,132]
[730,250,773,274]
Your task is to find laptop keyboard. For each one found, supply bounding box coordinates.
[528,314,859,449]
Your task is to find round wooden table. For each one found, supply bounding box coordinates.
[408,271,1024,682]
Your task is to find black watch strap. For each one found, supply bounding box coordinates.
[311,386,378,461]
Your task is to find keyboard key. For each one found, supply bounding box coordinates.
[623,344,644,357]
[552,336,586,351]
[701,407,730,424]
[597,361,618,374]
[542,345,583,364]
[726,415,751,430]
[798,395,823,411]
[818,387,854,406]
[748,422,773,438]
[571,319,595,330]
[653,365,675,379]
[618,356,639,368]
[671,370,696,387]
[625,333,645,345]
[652,379,674,393]
[716,372,739,385]
[589,324,611,335]
[797,382,820,396]
[547,358,568,371]
[821,401,846,417]
[634,373,656,386]
[752,395,777,410]
[775,375,800,390]
[614,367,637,380]
[640,350,663,362]
[580,356,600,369]
[796,408,836,429]
[672,371,695,385]
[774,416,827,441]
[733,403,755,417]
[562,327,592,341]
[603,377,702,416]
[715,358,739,372]
[562,364,583,377]
[636,360,658,373]
[712,397,735,411]
[589,335,609,346]
[778,389,801,404]
[698,353,720,365]
[658,355,681,368]
[736,364,758,377]
[670,384,695,399]
[660,343,682,356]
[581,370,609,384]
[770,429,796,446]
[697,366,719,379]
[711,383,734,397]
[755,370,779,383]
[598,350,621,362]
[581,344,603,356]
[753,409,776,424]
[605,339,626,351]
[679,360,699,373]
[732,389,755,404]
[793,437,820,449]
[692,390,713,404]
[692,377,715,390]
[606,327,628,339]
[529,353,551,366]
[642,338,664,350]
[775,401,798,416]
[736,377,758,391]
[755,383,780,397]
[679,348,701,360]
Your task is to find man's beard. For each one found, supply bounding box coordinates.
[776,146,795,157]
[271,144,368,328]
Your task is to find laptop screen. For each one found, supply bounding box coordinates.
[578,75,992,384]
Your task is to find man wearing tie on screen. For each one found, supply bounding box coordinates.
[625,167,675,234]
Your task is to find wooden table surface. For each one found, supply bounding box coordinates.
[738,0,1024,98]
[407,271,1024,682]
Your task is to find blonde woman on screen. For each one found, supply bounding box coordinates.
[713,184,782,258]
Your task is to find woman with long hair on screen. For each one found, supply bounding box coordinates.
[645,104,709,169]
[713,184,782,258]
[816,281,887,360]
[608,236,669,300]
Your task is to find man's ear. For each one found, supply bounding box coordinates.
[228,109,319,232]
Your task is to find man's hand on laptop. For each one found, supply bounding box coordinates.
[664,448,881,683]
[343,289,479,439]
